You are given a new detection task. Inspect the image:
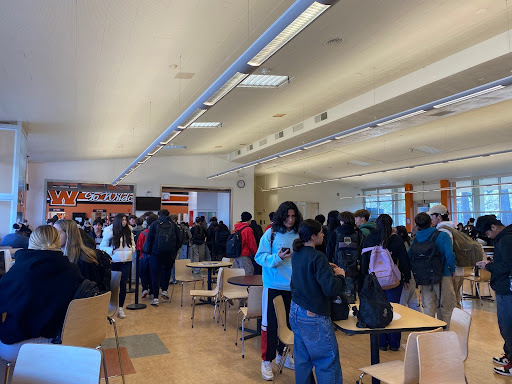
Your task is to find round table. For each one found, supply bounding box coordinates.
[186,261,232,291]
[227,274,263,286]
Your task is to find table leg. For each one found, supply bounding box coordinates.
[207,268,213,291]
[370,334,380,384]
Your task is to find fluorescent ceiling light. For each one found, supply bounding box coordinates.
[238,75,290,88]
[307,181,322,185]
[163,145,187,149]
[304,139,332,150]
[248,2,330,66]
[279,149,303,157]
[160,131,181,145]
[433,85,505,109]
[259,157,277,164]
[412,145,444,154]
[335,127,373,140]
[137,156,151,164]
[204,72,248,106]
[188,122,223,128]
[178,109,208,129]
[148,145,164,156]
[376,110,427,126]
[347,160,371,166]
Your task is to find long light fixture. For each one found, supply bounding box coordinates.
[376,110,426,126]
[303,139,332,150]
[188,122,223,128]
[335,127,373,140]
[177,109,208,129]
[279,149,303,157]
[203,73,249,106]
[160,130,182,145]
[238,75,291,88]
[248,2,330,66]
[433,85,505,109]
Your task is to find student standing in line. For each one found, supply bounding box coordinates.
[290,219,346,384]
[396,225,421,312]
[255,201,302,381]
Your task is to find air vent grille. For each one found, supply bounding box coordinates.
[275,131,284,139]
[247,144,254,151]
[429,110,455,117]
[259,138,267,146]
[237,150,241,155]
[292,122,304,132]
[314,112,328,123]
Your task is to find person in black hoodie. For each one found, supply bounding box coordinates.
[361,214,411,351]
[215,221,230,259]
[206,217,218,260]
[0,225,83,362]
[475,215,512,376]
[290,219,346,384]
[327,211,364,303]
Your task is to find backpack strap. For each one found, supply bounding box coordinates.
[361,246,376,254]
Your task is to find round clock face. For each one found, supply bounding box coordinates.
[237,180,245,188]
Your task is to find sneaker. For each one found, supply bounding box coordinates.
[389,347,400,352]
[151,298,159,306]
[141,290,148,298]
[379,346,388,351]
[494,362,512,376]
[261,361,274,381]
[275,354,295,370]
[493,354,510,366]
[161,291,170,300]
[117,308,126,319]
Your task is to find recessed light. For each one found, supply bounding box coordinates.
[169,64,178,69]
[273,113,286,118]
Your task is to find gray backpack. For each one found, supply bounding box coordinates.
[442,226,484,267]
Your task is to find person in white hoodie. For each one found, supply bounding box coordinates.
[255,201,302,381]
[100,213,135,318]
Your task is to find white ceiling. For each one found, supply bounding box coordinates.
[1,0,512,188]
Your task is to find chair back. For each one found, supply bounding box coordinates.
[108,271,121,317]
[221,257,233,264]
[61,292,111,348]
[450,308,471,361]
[222,268,247,296]
[402,327,442,383]
[246,286,263,318]
[479,268,491,281]
[11,344,101,384]
[417,331,465,384]
[273,296,294,346]
[175,259,194,281]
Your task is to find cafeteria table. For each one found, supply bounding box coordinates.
[186,261,232,304]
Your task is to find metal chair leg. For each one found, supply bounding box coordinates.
[241,315,245,358]
[476,282,483,306]
[358,372,366,383]
[181,283,184,307]
[109,317,126,384]
[170,283,175,301]
[191,297,196,328]
[96,345,109,384]
[4,362,12,384]
[224,300,228,331]
[235,310,240,345]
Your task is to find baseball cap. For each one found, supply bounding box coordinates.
[427,204,448,215]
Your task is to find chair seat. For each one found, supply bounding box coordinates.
[190,289,217,297]
[223,291,248,300]
[239,307,262,320]
[176,277,203,283]
[359,360,404,384]
[464,276,487,283]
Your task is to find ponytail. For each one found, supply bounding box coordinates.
[294,219,322,251]
[293,238,305,252]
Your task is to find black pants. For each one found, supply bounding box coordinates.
[149,254,174,299]
[261,288,292,362]
[111,261,131,307]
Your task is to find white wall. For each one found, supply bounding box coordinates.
[26,155,254,228]
[217,192,230,227]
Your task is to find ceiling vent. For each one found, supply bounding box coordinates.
[429,110,456,117]
[347,160,371,166]
[259,138,267,146]
[324,37,343,46]
[292,122,304,132]
[411,145,444,154]
[247,144,254,151]
[237,149,241,155]
[275,131,284,139]
[314,112,328,123]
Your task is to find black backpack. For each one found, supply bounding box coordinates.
[250,222,264,246]
[409,230,443,286]
[354,272,393,328]
[95,249,112,293]
[226,227,249,258]
[153,220,179,256]
[334,229,362,277]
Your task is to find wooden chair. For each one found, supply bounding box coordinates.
[236,285,263,358]
[212,257,233,282]
[61,292,112,384]
[358,328,442,384]
[107,271,125,384]
[450,308,471,362]
[170,259,203,306]
[417,331,465,384]
[220,268,248,331]
[11,344,101,384]
[190,268,223,328]
[464,268,493,305]
[273,296,294,381]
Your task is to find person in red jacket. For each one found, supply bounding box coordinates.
[233,212,258,275]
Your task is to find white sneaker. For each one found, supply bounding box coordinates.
[275,353,295,370]
[161,291,170,300]
[117,307,126,319]
[141,290,148,298]
[261,361,274,381]
[151,298,159,306]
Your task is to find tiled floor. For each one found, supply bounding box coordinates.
[100,279,508,384]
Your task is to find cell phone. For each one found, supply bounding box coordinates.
[281,247,290,253]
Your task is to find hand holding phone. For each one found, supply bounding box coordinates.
[278,247,291,259]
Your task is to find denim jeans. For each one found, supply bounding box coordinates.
[289,301,343,384]
[379,283,403,349]
[497,294,512,359]
[139,254,152,292]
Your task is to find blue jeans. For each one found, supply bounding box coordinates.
[497,294,512,359]
[111,261,131,307]
[379,283,403,349]
[289,301,343,384]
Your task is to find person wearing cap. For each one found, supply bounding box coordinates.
[0,224,30,249]
[475,215,512,376]
[428,204,459,315]
[232,212,257,275]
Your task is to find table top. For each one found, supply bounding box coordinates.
[333,303,446,334]
[228,275,263,286]
[186,261,232,268]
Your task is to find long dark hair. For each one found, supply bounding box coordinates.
[396,225,411,245]
[327,210,340,231]
[376,214,393,249]
[293,219,322,252]
[271,201,303,234]
[112,213,132,249]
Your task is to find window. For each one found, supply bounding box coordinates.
[453,176,512,225]
[363,187,406,226]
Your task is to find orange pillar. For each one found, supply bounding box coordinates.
[405,184,414,231]
[440,179,452,213]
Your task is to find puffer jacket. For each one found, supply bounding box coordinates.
[99,224,135,263]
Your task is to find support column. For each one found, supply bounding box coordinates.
[440,180,452,213]
[405,184,414,232]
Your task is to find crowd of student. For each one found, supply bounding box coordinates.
[0,203,510,382]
